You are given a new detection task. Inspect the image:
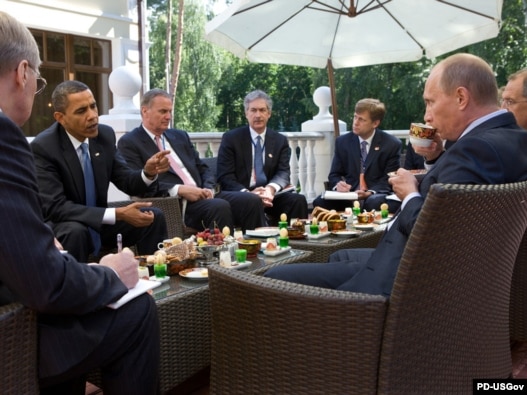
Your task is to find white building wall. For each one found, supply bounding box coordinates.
[1,0,142,104]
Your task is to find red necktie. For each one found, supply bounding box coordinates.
[155,135,194,185]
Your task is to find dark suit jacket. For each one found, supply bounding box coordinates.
[30,123,153,231]
[0,114,128,377]
[217,126,291,191]
[347,112,527,296]
[403,142,425,170]
[328,129,401,193]
[118,126,215,196]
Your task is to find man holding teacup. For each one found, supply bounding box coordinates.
[266,53,527,297]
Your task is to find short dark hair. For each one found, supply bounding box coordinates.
[52,80,90,113]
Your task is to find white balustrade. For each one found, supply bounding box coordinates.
[99,63,411,203]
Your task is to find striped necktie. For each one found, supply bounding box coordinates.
[155,135,194,185]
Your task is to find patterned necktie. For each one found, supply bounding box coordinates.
[360,140,368,190]
[360,140,368,172]
[254,135,267,187]
[80,143,101,256]
[155,135,194,185]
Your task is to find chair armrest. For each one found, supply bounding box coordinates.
[0,302,39,394]
[129,196,186,238]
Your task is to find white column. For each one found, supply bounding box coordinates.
[301,86,347,198]
[99,66,143,201]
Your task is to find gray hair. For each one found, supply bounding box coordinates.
[51,80,90,113]
[0,11,40,76]
[141,88,172,108]
[508,68,527,99]
[244,90,273,112]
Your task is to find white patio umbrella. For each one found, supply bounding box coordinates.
[205,0,503,136]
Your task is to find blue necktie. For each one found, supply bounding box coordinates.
[254,136,267,187]
[360,140,368,172]
[80,143,101,256]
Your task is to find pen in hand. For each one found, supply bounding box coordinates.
[117,233,122,253]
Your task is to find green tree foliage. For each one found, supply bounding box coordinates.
[148,0,224,132]
[319,0,527,130]
[215,58,315,131]
[148,0,527,132]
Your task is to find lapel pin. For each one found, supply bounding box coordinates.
[268,154,273,158]
[374,146,380,151]
[95,152,100,157]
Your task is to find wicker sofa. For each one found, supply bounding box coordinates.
[208,181,527,394]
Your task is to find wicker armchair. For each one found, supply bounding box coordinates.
[0,303,38,395]
[208,182,527,394]
[132,196,185,238]
[510,231,527,341]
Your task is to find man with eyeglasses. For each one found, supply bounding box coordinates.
[31,66,47,95]
[0,11,160,395]
[501,68,527,129]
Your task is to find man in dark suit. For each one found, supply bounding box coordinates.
[403,142,425,170]
[0,11,159,395]
[31,80,169,262]
[313,98,402,213]
[501,68,527,129]
[217,90,308,225]
[266,53,527,297]
[118,88,266,232]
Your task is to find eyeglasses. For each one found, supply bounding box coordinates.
[501,98,527,108]
[28,66,47,95]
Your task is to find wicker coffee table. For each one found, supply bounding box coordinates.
[288,226,385,262]
[153,248,312,393]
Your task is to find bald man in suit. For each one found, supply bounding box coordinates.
[266,54,527,297]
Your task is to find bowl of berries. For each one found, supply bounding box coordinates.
[195,226,229,265]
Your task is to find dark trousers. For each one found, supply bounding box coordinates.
[39,293,160,395]
[264,248,375,290]
[265,192,309,225]
[313,193,401,213]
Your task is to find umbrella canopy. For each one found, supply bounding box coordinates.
[205,0,503,135]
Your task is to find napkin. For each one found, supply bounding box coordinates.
[322,191,358,200]
[107,279,162,309]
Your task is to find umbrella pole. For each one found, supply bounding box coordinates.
[327,59,340,138]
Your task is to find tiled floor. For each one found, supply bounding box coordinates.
[86,343,527,394]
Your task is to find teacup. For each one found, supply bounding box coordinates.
[409,123,437,148]
[157,239,173,250]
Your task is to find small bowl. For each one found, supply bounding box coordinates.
[237,239,262,257]
[357,213,374,224]
[328,219,346,231]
